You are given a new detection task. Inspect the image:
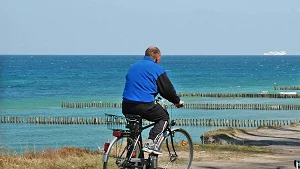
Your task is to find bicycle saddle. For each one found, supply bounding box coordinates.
[125,114,143,121]
[125,114,143,131]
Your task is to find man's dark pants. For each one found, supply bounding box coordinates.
[122,101,169,141]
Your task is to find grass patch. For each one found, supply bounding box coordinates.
[194,144,272,153]
[203,127,252,136]
[192,143,273,161]
[290,122,300,127]
[0,144,273,169]
[0,147,104,169]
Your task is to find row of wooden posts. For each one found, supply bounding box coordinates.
[274,84,300,90]
[61,102,300,110]
[177,93,300,98]
[1,116,299,128]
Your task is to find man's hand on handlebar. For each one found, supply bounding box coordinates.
[175,100,184,108]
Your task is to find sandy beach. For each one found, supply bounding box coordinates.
[191,123,300,169]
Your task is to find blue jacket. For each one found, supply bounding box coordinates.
[122,56,180,104]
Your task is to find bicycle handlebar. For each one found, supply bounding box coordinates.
[155,96,184,108]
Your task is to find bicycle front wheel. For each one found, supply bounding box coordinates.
[103,136,140,169]
[157,128,193,169]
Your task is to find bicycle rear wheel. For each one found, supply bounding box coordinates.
[157,128,193,169]
[103,136,141,169]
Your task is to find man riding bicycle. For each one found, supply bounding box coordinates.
[122,46,184,155]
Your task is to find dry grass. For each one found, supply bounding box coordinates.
[290,122,300,127]
[0,147,104,169]
[0,144,273,169]
[193,144,272,162]
[203,127,252,136]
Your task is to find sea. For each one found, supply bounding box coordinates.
[0,55,299,154]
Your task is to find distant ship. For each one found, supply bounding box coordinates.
[264,51,287,55]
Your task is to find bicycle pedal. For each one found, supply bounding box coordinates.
[170,154,178,162]
[130,158,142,163]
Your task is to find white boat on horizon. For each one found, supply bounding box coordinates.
[264,51,287,55]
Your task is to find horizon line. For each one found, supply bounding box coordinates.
[1,54,299,56]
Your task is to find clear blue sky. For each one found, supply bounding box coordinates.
[1,0,299,55]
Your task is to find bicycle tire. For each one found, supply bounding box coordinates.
[157,128,193,169]
[103,136,141,169]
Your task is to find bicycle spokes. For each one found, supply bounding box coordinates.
[157,128,193,169]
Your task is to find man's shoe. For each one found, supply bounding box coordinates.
[142,143,162,155]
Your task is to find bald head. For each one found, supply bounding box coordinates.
[145,46,161,63]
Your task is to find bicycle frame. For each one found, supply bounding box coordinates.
[102,120,154,164]
[103,97,185,168]
[102,118,179,169]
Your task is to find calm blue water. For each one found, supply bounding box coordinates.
[0,55,299,153]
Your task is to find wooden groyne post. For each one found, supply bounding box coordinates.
[177,93,300,98]
[1,116,299,128]
[0,116,24,123]
[274,83,300,90]
[61,102,300,110]
[61,102,122,109]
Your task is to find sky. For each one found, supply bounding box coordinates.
[1,0,300,55]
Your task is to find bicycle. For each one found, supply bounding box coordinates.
[102,97,193,169]
[295,159,300,169]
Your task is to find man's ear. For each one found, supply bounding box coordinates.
[154,54,160,63]
[149,52,154,58]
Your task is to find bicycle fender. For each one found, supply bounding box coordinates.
[102,152,108,162]
[102,137,118,162]
[171,127,186,131]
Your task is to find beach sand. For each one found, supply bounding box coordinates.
[191,124,300,169]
